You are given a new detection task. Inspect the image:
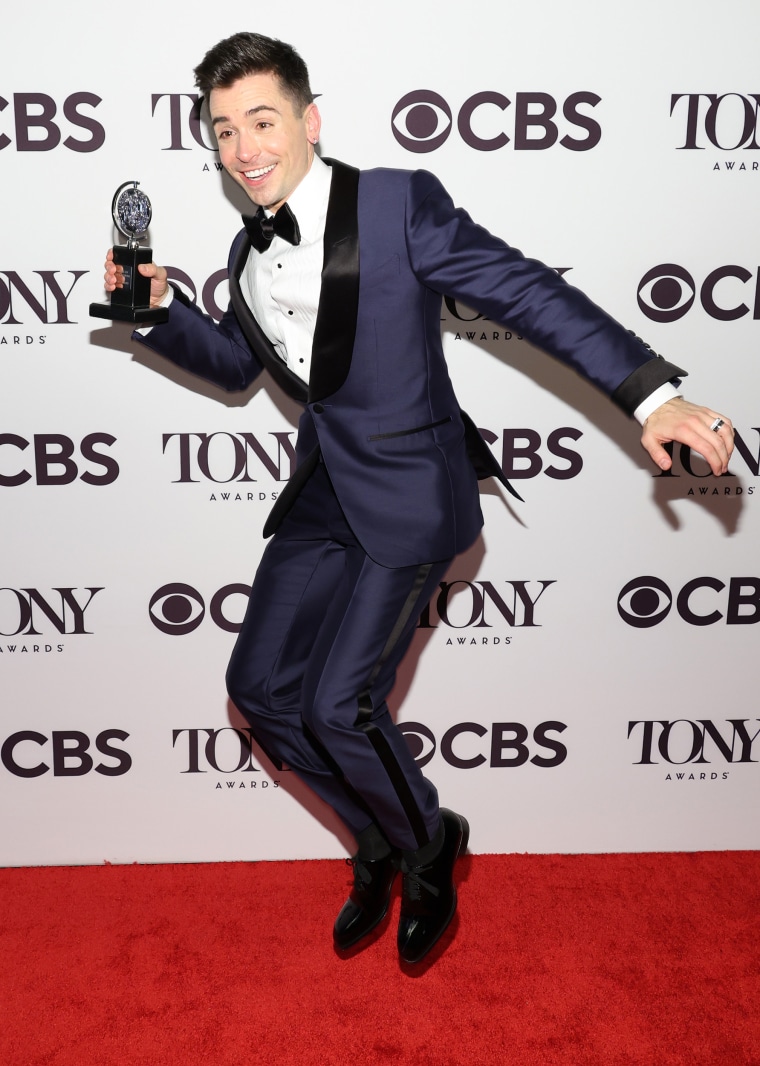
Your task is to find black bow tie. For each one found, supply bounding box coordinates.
[242,203,301,253]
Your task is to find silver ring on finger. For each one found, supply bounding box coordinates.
[710,418,725,433]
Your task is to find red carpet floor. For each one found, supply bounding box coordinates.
[1,851,758,1065]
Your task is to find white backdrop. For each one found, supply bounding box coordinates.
[3,0,759,865]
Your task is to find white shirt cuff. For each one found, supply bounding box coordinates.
[633,383,681,425]
[134,285,174,335]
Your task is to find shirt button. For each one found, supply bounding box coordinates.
[288,310,294,316]
[313,403,325,414]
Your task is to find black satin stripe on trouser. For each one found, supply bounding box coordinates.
[225,460,452,853]
[354,563,434,849]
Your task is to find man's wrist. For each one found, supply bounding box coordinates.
[135,286,173,335]
[156,285,173,309]
[634,383,682,425]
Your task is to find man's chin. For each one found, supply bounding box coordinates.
[244,186,280,210]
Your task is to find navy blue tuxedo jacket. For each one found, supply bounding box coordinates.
[137,160,684,568]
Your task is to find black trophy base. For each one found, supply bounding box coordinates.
[89,243,169,324]
[89,302,169,324]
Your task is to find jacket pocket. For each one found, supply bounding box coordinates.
[367,416,452,442]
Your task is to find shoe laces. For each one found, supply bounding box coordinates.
[345,856,373,890]
[402,863,440,902]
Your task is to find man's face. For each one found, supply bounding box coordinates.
[210,72,320,213]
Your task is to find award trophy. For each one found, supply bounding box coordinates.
[90,181,169,323]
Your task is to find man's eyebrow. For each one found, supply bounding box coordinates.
[211,105,281,127]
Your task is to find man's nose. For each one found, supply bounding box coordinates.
[236,130,260,162]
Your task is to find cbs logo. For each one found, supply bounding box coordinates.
[399,720,567,768]
[391,90,601,153]
[1,729,131,777]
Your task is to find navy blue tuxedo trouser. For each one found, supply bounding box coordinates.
[226,460,450,854]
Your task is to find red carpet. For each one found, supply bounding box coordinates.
[1,852,758,1065]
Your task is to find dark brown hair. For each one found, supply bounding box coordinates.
[194,32,313,114]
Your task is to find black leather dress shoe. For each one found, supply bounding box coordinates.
[333,852,399,951]
[397,808,469,964]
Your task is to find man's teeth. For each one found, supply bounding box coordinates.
[244,165,276,179]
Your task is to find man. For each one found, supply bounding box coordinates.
[103,32,733,965]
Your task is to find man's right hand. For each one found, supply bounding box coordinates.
[104,249,169,308]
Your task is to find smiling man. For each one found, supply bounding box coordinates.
[211,74,319,212]
[103,31,733,967]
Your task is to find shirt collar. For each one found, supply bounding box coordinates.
[275,154,332,245]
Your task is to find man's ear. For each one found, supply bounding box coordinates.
[305,102,322,145]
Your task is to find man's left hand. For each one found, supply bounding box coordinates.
[641,397,734,475]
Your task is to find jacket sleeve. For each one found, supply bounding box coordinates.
[404,170,685,415]
[131,231,264,393]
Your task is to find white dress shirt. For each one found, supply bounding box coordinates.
[242,154,332,384]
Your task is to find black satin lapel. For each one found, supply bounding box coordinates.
[308,160,360,403]
[228,230,308,403]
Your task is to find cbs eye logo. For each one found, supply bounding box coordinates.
[392,91,453,153]
[148,583,250,635]
[617,577,672,628]
[637,265,695,323]
[399,721,437,766]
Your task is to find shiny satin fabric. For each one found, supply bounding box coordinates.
[136,160,683,568]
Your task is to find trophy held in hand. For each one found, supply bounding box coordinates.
[90,181,169,323]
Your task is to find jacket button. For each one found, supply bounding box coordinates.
[313,403,325,414]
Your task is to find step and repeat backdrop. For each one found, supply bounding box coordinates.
[3,1,758,865]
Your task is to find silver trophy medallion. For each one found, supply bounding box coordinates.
[112,182,153,245]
